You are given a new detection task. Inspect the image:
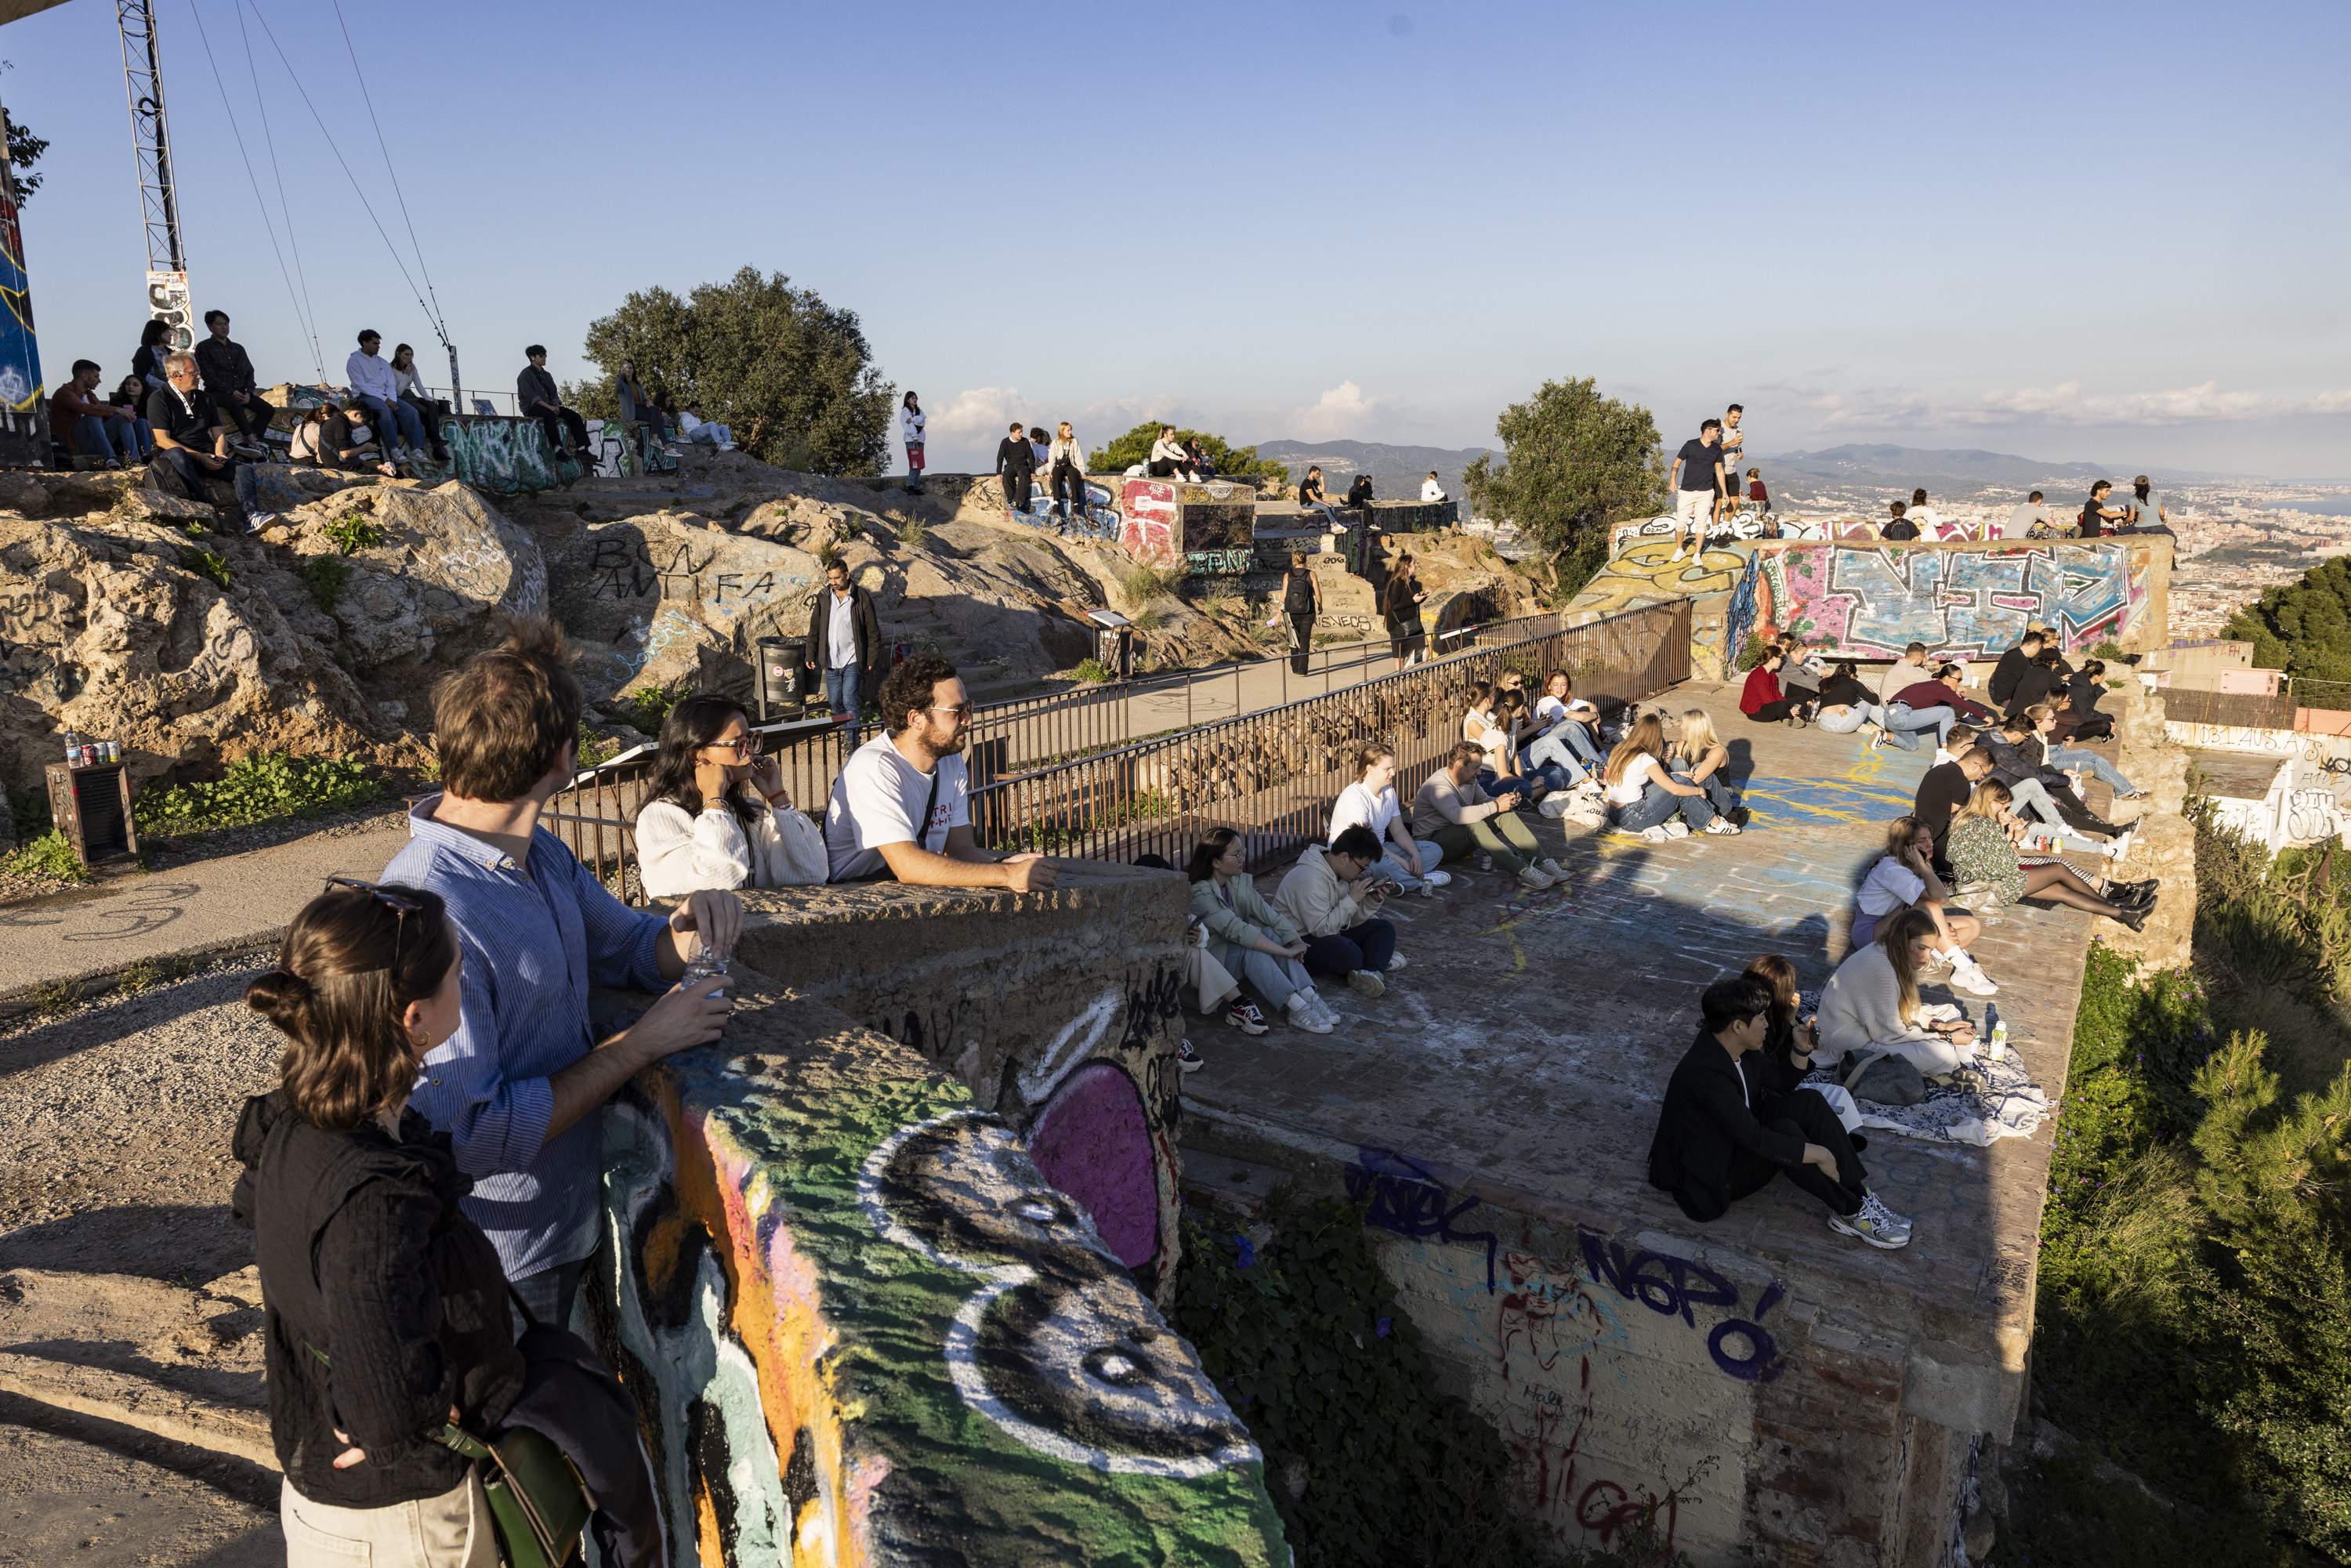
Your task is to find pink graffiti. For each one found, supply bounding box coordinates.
[1027,1062,1158,1269]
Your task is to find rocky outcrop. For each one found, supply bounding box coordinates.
[276,483,546,669]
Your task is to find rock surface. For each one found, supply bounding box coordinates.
[2099,682,2196,972]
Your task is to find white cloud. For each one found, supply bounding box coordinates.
[1290,380,1402,440]
[930,386,1028,438]
[1762,377,2351,433]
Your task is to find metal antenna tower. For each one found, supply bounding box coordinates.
[118,0,187,276]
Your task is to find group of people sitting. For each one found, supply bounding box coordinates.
[1741,630,2121,757]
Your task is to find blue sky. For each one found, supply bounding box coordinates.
[5,0,2347,476]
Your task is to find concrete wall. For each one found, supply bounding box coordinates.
[1119,478,1260,566]
[729,866,1193,1301]
[589,976,1285,1565]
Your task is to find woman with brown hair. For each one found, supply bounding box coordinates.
[234,882,520,1566]
[1853,815,1994,994]
[1602,710,1729,840]
[1743,953,1865,1136]
[1815,907,1980,1074]
[1946,780,2151,928]
[1283,551,1321,676]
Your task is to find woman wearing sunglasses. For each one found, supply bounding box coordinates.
[635,696,828,897]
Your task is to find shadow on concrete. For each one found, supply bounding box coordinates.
[0,969,260,1085]
[0,1204,248,1283]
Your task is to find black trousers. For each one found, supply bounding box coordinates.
[534,406,591,457]
[1002,468,1033,513]
[1388,619,1414,662]
[1051,460,1084,522]
[403,392,451,457]
[1748,697,1797,723]
[1288,611,1314,675]
[1725,1088,1866,1218]
[1146,457,1182,478]
[217,393,273,443]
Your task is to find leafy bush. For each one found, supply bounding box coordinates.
[2091,639,2126,659]
[2,830,90,883]
[323,509,386,555]
[576,724,624,768]
[183,547,231,588]
[132,754,389,837]
[1071,657,1110,684]
[1733,633,1766,672]
[617,686,682,733]
[299,554,350,610]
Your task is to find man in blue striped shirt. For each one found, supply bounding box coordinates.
[385,621,741,1327]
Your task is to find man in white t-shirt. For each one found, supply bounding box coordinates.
[823,654,1059,889]
[2000,490,2051,539]
[1419,472,1447,504]
[1329,744,1451,895]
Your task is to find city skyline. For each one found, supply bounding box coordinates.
[4,0,2346,477]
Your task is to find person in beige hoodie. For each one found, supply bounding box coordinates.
[1273,826,1404,999]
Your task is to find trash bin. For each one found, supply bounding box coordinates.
[1085,609,1134,679]
[753,635,802,722]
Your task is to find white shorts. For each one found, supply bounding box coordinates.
[1674,489,1711,532]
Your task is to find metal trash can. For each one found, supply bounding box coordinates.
[1085,609,1134,679]
[753,635,802,722]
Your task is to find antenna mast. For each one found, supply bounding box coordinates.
[118,0,194,353]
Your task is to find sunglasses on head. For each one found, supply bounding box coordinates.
[324,875,422,972]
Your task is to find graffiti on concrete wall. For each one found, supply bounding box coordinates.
[1120,480,1180,563]
[1755,541,2147,657]
[1576,1226,1787,1382]
[1010,478,1123,541]
[1186,548,1256,575]
[1828,517,1992,541]
[1348,1146,1500,1293]
[445,414,587,495]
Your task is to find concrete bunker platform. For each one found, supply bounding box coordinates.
[1180,686,2095,1565]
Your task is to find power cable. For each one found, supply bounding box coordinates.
[232,0,325,378]
[181,0,322,378]
[328,0,446,345]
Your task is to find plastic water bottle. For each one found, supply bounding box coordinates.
[63,730,82,767]
[683,949,730,1001]
[1985,1004,2007,1063]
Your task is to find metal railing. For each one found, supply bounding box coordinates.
[970,599,1691,869]
[542,600,1690,900]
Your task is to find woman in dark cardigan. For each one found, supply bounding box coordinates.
[234,882,522,1566]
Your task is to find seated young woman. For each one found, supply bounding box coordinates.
[1811,657,1893,740]
[635,696,827,898]
[1853,816,1994,996]
[1601,711,1735,840]
[1665,708,1750,827]
[1530,668,1608,778]
[1743,953,1865,1136]
[1816,907,1980,1077]
[1186,827,1336,1034]
[1739,644,1813,726]
[1945,780,2151,930]
[2023,701,2143,801]
[2056,658,2117,742]
[1461,682,1538,798]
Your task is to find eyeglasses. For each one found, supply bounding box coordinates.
[324,875,421,972]
[928,704,973,721]
[708,734,763,757]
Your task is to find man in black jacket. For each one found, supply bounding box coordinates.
[804,558,885,743]
[1987,631,2043,711]
[517,344,592,462]
[194,309,273,443]
[1647,976,1911,1248]
[995,419,1036,516]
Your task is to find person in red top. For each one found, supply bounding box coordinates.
[1890,663,1993,728]
[1740,645,1811,726]
[1745,468,1770,510]
[48,359,154,465]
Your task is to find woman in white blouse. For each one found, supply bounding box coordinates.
[634,697,826,898]
[900,391,926,494]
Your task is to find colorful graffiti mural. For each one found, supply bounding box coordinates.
[1754,540,2149,657]
[1009,477,1122,540]
[0,145,42,467]
[1119,479,1257,563]
[592,990,1286,1563]
[444,413,589,495]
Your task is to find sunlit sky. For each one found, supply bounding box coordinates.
[6,0,2347,476]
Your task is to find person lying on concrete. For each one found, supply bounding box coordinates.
[1413,742,1563,889]
[147,352,275,531]
[1980,716,2132,856]
[1742,954,1865,1136]
[49,358,153,465]
[1666,708,1750,826]
[1330,743,1451,894]
[1646,974,1911,1248]
[195,310,274,444]
[1186,827,1335,1034]
[635,697,826,898]
[1816,907,1980,1077]
[1854,816,1995,996]
[1602,712,1734,841]
[518,345,592,462]
[1947,780,2152,930]
[385,619,740,1329]
[1274,825,1404,1000]
[1740,643,1813,726]
[2056,659,2117,742]
[823,653,1060,890]
[1914,745,1994,870]
[2025,701,2141,800]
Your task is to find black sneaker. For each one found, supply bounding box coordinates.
[1224,1000,1269,1036]
[1178,1038,1206,1073]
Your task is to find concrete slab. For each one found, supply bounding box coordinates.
[1180,682,2096,1565]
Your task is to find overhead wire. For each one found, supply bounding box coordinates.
[233,0,325,378]
[181,0,323,378]
[328,0,447,346]
[238,0,440,342]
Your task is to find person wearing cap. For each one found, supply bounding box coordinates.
[2125,476,2171,534]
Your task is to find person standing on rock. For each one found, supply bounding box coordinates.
[1382,552,1427,665]
[900,391,926,494]
[1667,418,1726,565]
[1047,421,1090,535]
[995,419,1036,516]
[1283,551,1322,677]
[803,559,884,744]
[382,620,741,1329]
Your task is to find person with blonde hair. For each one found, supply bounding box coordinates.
[1853,816,1994,995]
[1047,420,1089,534]
[1603,712,1732,840]
[1815,907,1980,1076]
[1946,780,2151,927]
[1666,708,1749,825]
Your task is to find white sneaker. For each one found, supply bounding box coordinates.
[1950,959,1998,997]
[1639,824,1671,843]
[1384,953,1407,971]
[1516,866,1557,891]
[246,511,282,531]
[1284,994,1334,1034]
[1704,818,1741,835]
[2106,828,2135,860]
[1347,969,1386,999]
[1421,869,1451,888]
[1538,857,1565,879]
[1829,1192,1913,1249]
[1665,821,1691,838]
[1538,795,1574,819]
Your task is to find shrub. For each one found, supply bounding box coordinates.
[183,547,231,589]
[2,829,90,883]
[132,754,389,837]
[1733,632,1766,672]
[1121,558,1187,607]
[2092,639,2126,659]
[323,509,386,555]
[617,686,681,733]
[898,513,927,551]
[1071,657,1110,684]
[576,724,624,768]
[299,554,350,610]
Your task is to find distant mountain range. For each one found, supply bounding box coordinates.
[1730,444,2247,504]
[1252,439,1498,502]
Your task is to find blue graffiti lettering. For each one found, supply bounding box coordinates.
[1577,1227,1785,1382]
[1346,1146,1500,1293]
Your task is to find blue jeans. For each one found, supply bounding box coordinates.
[71,412,153,460]
[1528,723,1596,785]
[1210,941,1313,1011]
[1882,701,1955,749]
[1477,769,1534,799]
[1371,840,1447,892]
[824,664,862,742]
[354,390,427,454]
[1678,769,1741,817]
[2045,744,2135,795]
[1612,780,1715,832]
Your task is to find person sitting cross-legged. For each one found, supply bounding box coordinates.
[824,654,1062,889]
[48,358,153,466]
[1413,742,1562,891]
[1530,669,1608,780]
[1667,708,1749,827]
[1330,743,1450,895]
[1816,907,1980,1078]
[1646,974,1912,1249]
[1813,658,1893,741]
[1740,644,1813,726]
[1186,827,1335,1034]
[1602,711,1732,840]
[1854,815,1995,996]
[1274,825,1403,1001]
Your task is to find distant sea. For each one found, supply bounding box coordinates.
[2277,494,2351,517]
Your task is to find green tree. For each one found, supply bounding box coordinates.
[575,266,894,476]
[2,70,47,203]
[2221,556,2351,687]
[1088,421,1288,487]
[1462,378,1668,598]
